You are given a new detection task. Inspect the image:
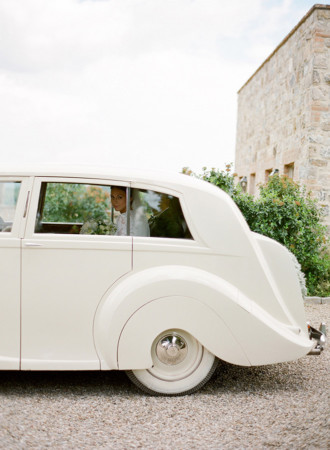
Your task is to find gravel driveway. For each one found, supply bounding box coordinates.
[0,303,329,449]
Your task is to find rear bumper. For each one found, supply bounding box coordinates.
[307,323,327,355]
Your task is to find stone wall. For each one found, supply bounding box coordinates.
[235,5,330,230]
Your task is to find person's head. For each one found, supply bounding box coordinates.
[111,186,134,214]
[111,186,127,214]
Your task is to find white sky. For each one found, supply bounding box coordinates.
[0,0,323,174]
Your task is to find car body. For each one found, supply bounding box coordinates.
[0,166,322,395]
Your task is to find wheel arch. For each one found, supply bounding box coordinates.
[93,265,251,370]
[117,295,251,369]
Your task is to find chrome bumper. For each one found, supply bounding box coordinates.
[307,322,327,355]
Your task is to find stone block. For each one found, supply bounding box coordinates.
[309,159,328,167]
[321,147,330,158]
[312,87,327,100]
[309,134,330,145]
[299,166,318,179]
[319,173,330,184]
[318,190,327,201]
[308,145,318,157]
[313,55,328,69]
[313,70,321,83]
[311,103,329,112]
[320,205,330,217]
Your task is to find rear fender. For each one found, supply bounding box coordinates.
[117,295,250,369]
[93,265,251,369]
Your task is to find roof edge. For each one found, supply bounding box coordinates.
[237,4,330,94]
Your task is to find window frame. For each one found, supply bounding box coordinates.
[25,177,131,240]
[284,162,294,179]
[249,173,256,195]
[0,177,30,238]
[265,169,273,183]
[131,182,194,241]
[24,177,194,241]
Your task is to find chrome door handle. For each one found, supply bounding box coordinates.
[25,243,43,247]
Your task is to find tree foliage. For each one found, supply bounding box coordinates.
[184,165,330,297]
[43,183,111,223]
[42,183,116,235]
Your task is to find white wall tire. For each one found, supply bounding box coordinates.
[126,329,218,396]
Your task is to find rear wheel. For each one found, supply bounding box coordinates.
[126,329,218,396]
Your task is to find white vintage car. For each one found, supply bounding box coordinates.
[0,166,325,395]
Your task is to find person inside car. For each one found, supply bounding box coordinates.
[111,186,150,237]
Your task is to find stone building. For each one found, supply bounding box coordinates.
[235,4,330,229]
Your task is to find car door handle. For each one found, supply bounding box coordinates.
[25,243,43,247]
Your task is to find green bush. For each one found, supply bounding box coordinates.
[42,183,116,235]
[185,166,330,297]
[43,183,111,224]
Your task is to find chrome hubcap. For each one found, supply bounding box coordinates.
[156,334,188,366]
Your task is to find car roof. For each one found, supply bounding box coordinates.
[0,164,220,196]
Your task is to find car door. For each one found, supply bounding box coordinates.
[130,184,199,271]
[21,177,132,370]
[0,177,30,369]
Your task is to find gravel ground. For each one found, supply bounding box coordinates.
[0,303,329,449]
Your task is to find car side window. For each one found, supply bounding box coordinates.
[138,189,193,239]
[34,183,192,239]
[0,181,21,233]
[35,182,115,235]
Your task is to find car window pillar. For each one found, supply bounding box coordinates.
[126,187,131,236]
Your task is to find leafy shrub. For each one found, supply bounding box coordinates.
[236,175,329,297]
[184,165,330,297]
[43,183,111,223]
[43,183,115,235]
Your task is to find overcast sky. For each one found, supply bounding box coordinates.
[0,0,323,174]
